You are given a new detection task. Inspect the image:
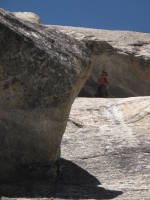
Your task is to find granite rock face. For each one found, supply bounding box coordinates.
[61,97,150,199]
[51,26,150,97]
[13,12,41,24]
[0,8,150,181]
[0,9,96,180]
[0,97,149,199]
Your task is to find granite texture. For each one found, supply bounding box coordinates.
[0,97,149,199]
[51,25,150,97]
[0,8,94,180]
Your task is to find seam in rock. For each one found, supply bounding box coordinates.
[68,118,84,128]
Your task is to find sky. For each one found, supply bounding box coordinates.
[0,0,150,33]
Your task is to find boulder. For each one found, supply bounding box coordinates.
[13,12,41,24]
[0,8,150,181]
[51,26,150,97]
[0,9,95,180]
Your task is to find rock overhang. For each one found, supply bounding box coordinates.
[0,8,104,180]
[0,8,94,109]
[0,8,150,181]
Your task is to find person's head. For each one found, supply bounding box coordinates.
[104,72,108,76]
[102,70,108,76]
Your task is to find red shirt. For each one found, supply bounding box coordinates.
[99,75,108,86]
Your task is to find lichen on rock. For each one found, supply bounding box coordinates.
[0,7,150,182]
[0,8,94,180]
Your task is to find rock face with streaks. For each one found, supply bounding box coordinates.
[0,9,94,180]
[61,97,150,199]
[0,97,149,199]
[0,8,150,181]
[12,13,150,97]
[51,26,150,97]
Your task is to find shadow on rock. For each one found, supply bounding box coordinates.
[0,159,123,199]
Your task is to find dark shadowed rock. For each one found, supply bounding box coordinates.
[0,9,96,180]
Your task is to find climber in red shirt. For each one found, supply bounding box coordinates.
[96,70,109,97]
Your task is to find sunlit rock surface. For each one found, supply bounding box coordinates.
[13,12,40,24]
[51,25,150,97]
[62,97,150,199]
[0,97,149,199]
